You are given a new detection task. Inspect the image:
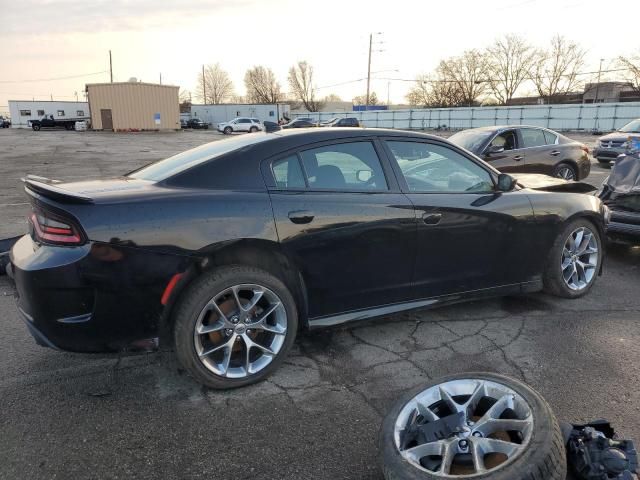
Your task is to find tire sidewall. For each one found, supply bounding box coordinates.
[380,372,565,480]
[223,126,232,134]
[546,218,603,298]
[173,265,298,389]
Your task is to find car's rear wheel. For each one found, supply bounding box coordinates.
[553,162,577,181]
[223,126,232,135]
[249,126,258,133]
[543,218,602,298]
[380,372,566,480]
[173,265,298,389]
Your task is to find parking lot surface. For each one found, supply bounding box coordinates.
[0,128,637,480]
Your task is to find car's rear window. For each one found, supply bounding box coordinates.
[128,134,272,181]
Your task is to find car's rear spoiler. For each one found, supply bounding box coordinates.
[22,175,94,204]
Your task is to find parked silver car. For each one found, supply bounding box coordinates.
[592,119,640,164]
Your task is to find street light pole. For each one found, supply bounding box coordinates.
[594,58,604,104]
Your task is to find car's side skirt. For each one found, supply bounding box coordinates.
[308,281,541,329]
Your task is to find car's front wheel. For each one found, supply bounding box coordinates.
[223,126,232,135]
[543,218,602,298]
[173,265,298,389]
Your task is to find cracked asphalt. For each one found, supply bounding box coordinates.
[0,128,638,480]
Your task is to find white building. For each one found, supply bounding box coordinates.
[8,100,89,128]
[188,104,290,125]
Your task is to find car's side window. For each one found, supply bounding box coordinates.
[489,130,517,151]
[543,130,558,145]
[272,155,306,189]
[520,128,548,148]
[299,142,388,191]
[387,141,494,194]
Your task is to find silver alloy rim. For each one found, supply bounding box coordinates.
[556,166,575,180]
[394,379,533,477]
[561,226,598,291]
[193,284,287,378]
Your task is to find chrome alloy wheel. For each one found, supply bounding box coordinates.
[394,379,534,477]
[556,166,576,180]
[561,226,598,291]
[193,284,287,378]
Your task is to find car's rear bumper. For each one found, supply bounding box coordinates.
[10,234,188,352]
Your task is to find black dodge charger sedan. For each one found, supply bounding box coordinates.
[11,128,608,388]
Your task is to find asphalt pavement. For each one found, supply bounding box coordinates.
[0,128,637,480]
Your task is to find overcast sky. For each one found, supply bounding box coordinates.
[1,0,639,112]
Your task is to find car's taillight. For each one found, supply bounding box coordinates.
[29,210,84,245]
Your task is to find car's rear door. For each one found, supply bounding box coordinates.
[382,138,537,298]
[264,138,417,320]
[518,127,560,176]
[481,129,525,173]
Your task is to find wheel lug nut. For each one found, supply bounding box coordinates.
[458,439,468,449]
[466,420,474,426]
[225,329,233,335]
[472,432,483,437]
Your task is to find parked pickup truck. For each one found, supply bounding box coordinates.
[30,115,86,131]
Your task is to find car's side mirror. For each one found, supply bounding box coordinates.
[497,173,517,192]
[356,170,372,182]
[485,145,505,156]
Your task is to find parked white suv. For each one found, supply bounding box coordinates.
[217,117,263,134]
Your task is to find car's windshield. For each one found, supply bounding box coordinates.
[618,120,640,133]
[129,134,272,181]
[448,130,494,152]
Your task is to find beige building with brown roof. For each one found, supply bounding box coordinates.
[87,82,179,131]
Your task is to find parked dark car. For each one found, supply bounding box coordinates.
[30,115,81,131]
[323,117,360,127]
[449,125,591,181]
[10,128,607,389]
[0,116,10,128]
[592,119,640,164]
[282,118,316,129]
[184,118,209,129]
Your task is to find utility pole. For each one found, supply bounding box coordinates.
[159,73,162,85]
[366,34,373,107]
[202,65,207,104]
[109,50,113,83]
[594,58,604,104]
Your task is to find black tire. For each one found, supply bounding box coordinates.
[32,124,41,131]
[223,126,232,135]
[380,372,566,480]
[543,217,602,298]
[553,162,577,181]
[249,126,258,133]
[173,265,298,389]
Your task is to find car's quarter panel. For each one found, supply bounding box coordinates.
[269,190,417,318]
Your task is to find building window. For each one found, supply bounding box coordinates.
[20,110,31,116]
[37,109,45,116]
[57,110,65,116]
[76,110,84,116]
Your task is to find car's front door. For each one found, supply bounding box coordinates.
[265,139,417,320]
[481,129,525,173]
[383,138,537,298]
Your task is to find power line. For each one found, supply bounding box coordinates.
[0,71,108,84]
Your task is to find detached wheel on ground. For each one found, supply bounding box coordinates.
[543,218,602,298]
[553,162,577,181]
[380,372,566,480]
[173,265,298,389]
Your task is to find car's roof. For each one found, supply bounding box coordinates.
[460,125,553,133]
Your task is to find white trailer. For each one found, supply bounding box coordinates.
[8,100,89,128]
[188,104,290,126]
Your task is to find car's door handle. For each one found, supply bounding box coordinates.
[513,155,524,161]
[288,210,314,224]
[550,150,560,156]
[422,213,442,225]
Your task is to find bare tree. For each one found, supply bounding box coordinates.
[486,34,538,105]
[196,63,234,104]
[324,93,343,102]
[287,61,324,112]
[179,89,192,113]
[353,92,379,105]
[244,66,282,103]
[406,74,466,108]
[438,50,491,106]
[618,53,640,92]
[529,35,586,102]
